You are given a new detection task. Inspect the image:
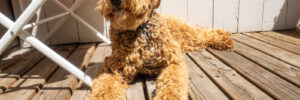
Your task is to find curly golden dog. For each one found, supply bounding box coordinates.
[90,0,234,99]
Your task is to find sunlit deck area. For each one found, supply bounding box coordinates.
[0,30,299,100]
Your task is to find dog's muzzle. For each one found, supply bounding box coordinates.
[110,0,123,8]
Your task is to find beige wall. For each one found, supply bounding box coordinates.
[160,0,300,33]
[11,0,106,45]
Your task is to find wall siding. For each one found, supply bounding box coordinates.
[214,0,239,33]
[238,0,264,32]
[188,0,213,28]
[161,0,188,21]
[76,0,105,43]
[285,0,300,29]
[45,0,79,44]
[262,0,287,31]
[10,0,300,44]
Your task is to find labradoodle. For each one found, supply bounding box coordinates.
[90,0,234,99]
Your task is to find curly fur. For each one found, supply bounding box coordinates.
[91,0,234,100]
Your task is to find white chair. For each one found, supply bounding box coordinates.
[0,0,111,87]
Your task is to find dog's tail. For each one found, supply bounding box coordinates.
[161,15,234,52]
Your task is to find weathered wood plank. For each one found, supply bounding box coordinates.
[234,41,300,87]
[44,0,79,45]
[281,30,300,38]
[188,50,271,100]
[238,0,264,32]
[33,44,96,100]
[70,65,100,100]
[232,34,300,68]
[184,54,228,100]
[261,31,300,46]
[71,44,111,100]
[188,0,212,28]
[214,0,239,33]
[208,49,300,99]
[262,0,287,31]
[245,33,300,55]
[0,45,76,100]
[0,49,32,72]
[126,77,146,100]
[0,48,47,94]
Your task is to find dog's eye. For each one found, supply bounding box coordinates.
[110,0,123,8]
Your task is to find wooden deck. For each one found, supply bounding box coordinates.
[0,30,299,100]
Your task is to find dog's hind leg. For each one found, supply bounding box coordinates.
[161,15,234,52]
[90,72,128,100]
[154,63,189,100]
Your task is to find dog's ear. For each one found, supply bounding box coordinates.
[152,0,161,9]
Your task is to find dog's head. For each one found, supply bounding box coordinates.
[97,0,160,30]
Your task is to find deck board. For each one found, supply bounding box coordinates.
[234,41,300,86]
[0,49,32,72]
[245,33,300,55]
[261,31,300,46]
[126,76,146,100]
[208,49,300,99]
[184,54,228,100]
[0,45,76,100]
[281,30,300,38]
[0,47,48,94]
[0,30,300,100]
[70,65,100,100]
[71,44,111,100]
[33,44,96,100]
[188,50,271,100]
[233,34,300,68]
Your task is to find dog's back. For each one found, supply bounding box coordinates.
[160,14,234,52]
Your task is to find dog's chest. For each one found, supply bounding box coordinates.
[115,30,166,70]
[136,35,166,74]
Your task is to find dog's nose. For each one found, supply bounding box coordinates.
[110,0,123,8]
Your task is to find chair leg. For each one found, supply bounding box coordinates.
[41,0,85,42]
[53,0,112,45]
[0,0,47,54]
[0,13,93,87]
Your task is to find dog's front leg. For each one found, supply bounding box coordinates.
[90,72,128,100]
[154,63,189,100]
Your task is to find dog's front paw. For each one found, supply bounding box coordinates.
[90,73,128,100]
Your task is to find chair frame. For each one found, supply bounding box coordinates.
[0,0,111,87]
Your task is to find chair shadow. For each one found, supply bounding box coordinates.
[0,44,102,94]
[273,0,300,33]
[273,30,300,39]
[0,48,34,71]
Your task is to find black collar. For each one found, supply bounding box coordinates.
[117,11,156,44]
[137,20,151,44]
